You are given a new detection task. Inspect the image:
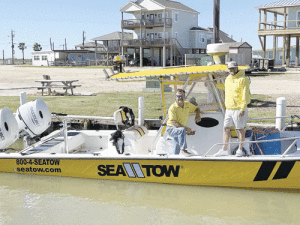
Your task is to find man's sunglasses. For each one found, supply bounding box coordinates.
[176,95,185,98]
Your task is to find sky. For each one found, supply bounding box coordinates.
[0,0,272,59]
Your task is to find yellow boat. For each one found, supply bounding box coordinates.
[0,43,299,192]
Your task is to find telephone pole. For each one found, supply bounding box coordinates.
[11,30,15,65]
[83,31,86,49]
[213,0,220,43]
[65,38,67,50]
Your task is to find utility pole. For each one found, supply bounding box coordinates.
[2,50,4,65]
[83,31,86,49]
[50,38,52,50]
[65,38,67,50]
[213,0,220,44]
[11,30,15,65]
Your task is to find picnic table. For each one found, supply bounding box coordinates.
[35,80,81,96]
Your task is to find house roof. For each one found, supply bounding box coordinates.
[255,0,300,14]
[206,28,236,43]
[92,32,133,41]
[153,0,199,13]
[121,0,198,13]
[190,27,209,31]
[229,42,252,48]
[75,42,104,48]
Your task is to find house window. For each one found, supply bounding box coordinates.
[158,13,162,18]
[138,34,141,39]
[174,12,178,22]
[175,32,178,39]
[34,56,40,60]
[199,34,205,43]
[165,12,168,18]
[165,32,168,38]
[199,34,205,42]
[158,32,163,38]
[42,56,47,60]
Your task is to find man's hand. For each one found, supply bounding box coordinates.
[239,110,245,117]
[185,127,192,133]
[195,114,201,123]
[185,127,195,135]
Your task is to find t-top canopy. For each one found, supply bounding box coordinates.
[109,65,231,81]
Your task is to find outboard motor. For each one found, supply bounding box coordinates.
[16,98,51,138]
[0,107,19,149]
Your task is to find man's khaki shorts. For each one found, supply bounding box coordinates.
[224,109,248,129]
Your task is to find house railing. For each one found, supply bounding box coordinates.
[258,19,300,31]
[97,46,121,53]
[123,38,177,48]
[122,18,172,29]
[171,38,185,56]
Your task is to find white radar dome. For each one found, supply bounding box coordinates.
[0,107,19,149]
[207,43,230,65]
[207,43,229,55]
[16,98,51,138]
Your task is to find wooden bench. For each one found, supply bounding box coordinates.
[36,77,81,95]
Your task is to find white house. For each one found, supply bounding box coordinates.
[31,50,58,66]
[120,0,213,66]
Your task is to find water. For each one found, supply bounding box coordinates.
[1,173,300,225]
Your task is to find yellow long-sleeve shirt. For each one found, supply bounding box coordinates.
[216,70,250,111]
[167,102,198,126]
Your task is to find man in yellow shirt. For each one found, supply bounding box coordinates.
[214,61,251,157]
[166,89,201,156]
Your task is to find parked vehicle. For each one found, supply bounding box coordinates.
[129,58,151,66]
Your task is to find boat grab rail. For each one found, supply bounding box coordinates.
[204,136,300,158]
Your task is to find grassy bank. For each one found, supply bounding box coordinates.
[0,93,297,124]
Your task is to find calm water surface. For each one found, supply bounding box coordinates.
[0,173,300,225]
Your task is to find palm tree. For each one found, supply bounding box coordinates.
[18,43,27,64]
[33,42,42,51]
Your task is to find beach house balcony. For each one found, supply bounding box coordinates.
[258,19,300,36]
[122,18,172,30]
[123,38,178,48]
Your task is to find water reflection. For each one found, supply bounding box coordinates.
[0,173,299,225]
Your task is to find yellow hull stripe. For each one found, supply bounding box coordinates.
[1,158,299,190]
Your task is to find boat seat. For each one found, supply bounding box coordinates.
[123,125,148,140]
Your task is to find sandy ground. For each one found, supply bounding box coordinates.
[0,66,158,96]
[0,65,299,97]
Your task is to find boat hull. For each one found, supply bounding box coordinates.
[2,154,300,191]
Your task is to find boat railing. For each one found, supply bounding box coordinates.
[204,136,300,157]
[248,115,299,132]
